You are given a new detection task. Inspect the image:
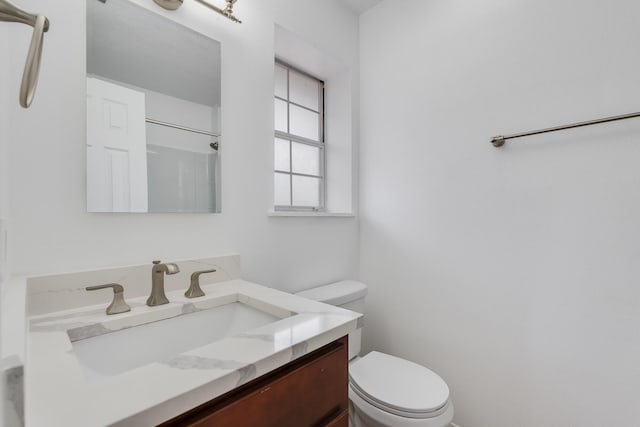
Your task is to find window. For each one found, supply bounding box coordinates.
[274,61,325,211]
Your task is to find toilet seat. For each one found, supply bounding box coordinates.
[349,386,454,427]
[349,351,450,419]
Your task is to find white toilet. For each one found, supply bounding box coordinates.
[296,281,454,427]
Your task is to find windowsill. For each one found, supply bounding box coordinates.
[267,210,355,218]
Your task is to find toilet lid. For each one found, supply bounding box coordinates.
[349,352,450,416]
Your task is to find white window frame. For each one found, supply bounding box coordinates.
[274,59,326,212]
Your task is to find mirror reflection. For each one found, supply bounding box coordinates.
[86,0,221,213]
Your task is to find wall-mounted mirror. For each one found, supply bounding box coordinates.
[86,0,221,213]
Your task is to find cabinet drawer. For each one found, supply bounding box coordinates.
[162,336,348,427]
[324,410,348,427]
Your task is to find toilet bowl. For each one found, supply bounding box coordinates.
[348,352,454,427]
[296,281,454,427]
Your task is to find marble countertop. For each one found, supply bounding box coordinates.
[1,276,28,427]
[27,279,361,427]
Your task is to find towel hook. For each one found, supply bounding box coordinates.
[0,0,50,108]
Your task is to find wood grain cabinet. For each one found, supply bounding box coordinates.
[160,336,349,427]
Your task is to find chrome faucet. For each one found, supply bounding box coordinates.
[147,260,180,306]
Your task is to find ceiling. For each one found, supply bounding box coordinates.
[341,0,383,15]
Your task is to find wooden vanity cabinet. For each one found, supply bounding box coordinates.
[160,336,349,427]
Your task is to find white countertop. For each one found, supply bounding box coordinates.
[1,276,28,427]
[1,277,27,363]
[26,279,361,427]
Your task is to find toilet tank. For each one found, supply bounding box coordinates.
[295,280,368,360]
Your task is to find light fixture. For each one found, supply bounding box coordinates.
[153,0,241,23]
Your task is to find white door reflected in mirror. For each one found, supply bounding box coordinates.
[87,78,148,213]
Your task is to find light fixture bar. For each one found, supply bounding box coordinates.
[194,0,241,23]
[153,0,241,23]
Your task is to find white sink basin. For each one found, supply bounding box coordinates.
[71,301,287,380]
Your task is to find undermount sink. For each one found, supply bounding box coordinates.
[70,300,289,380]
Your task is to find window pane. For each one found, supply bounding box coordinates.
[274,173,291,206]
[274,99,288,132]
[292,142,320,176]
[289,71,319,111]
[290,105,319,141]
[275,65,287,99]
[275,138,290,172]
[292,175,320,207]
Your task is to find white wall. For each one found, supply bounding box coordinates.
[6,0,359,292]
[360,1,640,426]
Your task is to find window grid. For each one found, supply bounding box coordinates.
[274,60,325,211]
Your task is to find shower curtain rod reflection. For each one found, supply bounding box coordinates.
[146,118,220,138]
[491,111,640,147]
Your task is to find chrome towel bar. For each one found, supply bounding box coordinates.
[0,0,49,108]
[491,111,640,148]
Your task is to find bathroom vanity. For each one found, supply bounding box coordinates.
[18,255,361,426]
[162,336,348,426]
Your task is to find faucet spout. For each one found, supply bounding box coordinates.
[163,263,179,275]
[147,260,180,306]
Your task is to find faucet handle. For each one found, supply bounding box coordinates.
[86,283,131,315]
[185,269,217,299]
